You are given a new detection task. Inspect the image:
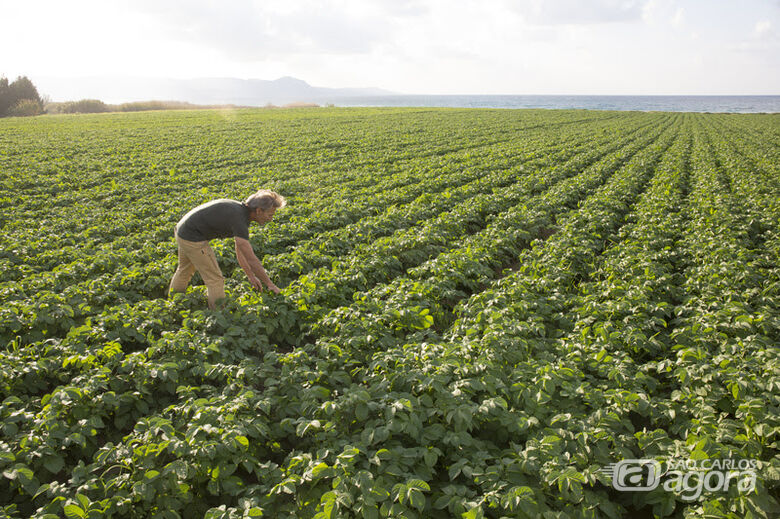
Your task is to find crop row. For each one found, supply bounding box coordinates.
[114,114,682,518]
[0,115,679,517]
[0,109,618,271]
[307,117,679,347]
[0,109,777,518]
[0,113,634,292]
[0,114,667,411]
[0,115,662,347]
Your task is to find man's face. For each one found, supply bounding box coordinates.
[255,206,276,224]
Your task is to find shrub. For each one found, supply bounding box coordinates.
[119,100,179,111]
[62,99,109,114]
[8,98,44,117]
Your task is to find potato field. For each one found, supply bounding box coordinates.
[0,108,778,518]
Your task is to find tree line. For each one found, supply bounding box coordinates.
[0,75,259,117]
[0,76,44,117]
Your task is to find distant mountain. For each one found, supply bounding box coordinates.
[35,76,395,105]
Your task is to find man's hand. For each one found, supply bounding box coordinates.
[235,237,280,294]
[248,275,263,291]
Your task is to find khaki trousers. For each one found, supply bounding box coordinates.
[169,226,226,308]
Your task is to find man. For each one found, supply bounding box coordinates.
[169,189,286,308]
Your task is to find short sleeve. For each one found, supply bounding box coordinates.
[232,219,250,240]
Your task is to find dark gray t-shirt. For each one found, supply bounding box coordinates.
[176,199,250,241]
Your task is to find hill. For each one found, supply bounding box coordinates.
[35,76,395,105]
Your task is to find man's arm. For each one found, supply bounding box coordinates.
[235,237,281,294]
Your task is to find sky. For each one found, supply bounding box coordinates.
[2,0,779,96]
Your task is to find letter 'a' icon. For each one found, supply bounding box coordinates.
[602,459,662,491]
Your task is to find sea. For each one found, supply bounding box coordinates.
[327,95,780,113]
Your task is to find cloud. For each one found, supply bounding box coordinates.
[371,0,430,17]
[508,0,646,25]
[754,20,772,37]
[726,18,778,57]
[5,0,779,95]
[129,0,398,60]
[671,7,684,27]
[642,0,676,25]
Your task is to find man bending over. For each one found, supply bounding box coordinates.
[169,189,286,308]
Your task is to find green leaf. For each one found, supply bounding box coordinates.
[407,479,431,491]
[34,483,50,499]
[730,383,739,400]
[690,449,709,460]
[7,465,35,483]
[338,447,360,463]
[462,506,484,519]
[370,486,390,501]
[423,449,438,468]
[311,462,331,479]
[76,493,90,509]
[43,455,65,474]
[0,451,15,464]
[361,504,379,519]
[408,488,426,511]
[317,491,337,519]
[64,505,86,519]
[501,486,536,511]
[356,402,369,421]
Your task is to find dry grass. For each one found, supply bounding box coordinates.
[282,102,321,108]
[45,99,254,114]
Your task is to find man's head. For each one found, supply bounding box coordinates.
[245,189,287,224]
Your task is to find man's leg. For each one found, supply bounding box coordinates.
[188,243,226,309]
[169,235,196,295]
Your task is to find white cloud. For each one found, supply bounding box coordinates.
[2,0,778,95]
[754,20,772,37]
[642,0,677,25]
[128,0,395,59]
[509,0,646,25]
[672,7,685,27]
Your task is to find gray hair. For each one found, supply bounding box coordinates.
[245,190,287,212]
